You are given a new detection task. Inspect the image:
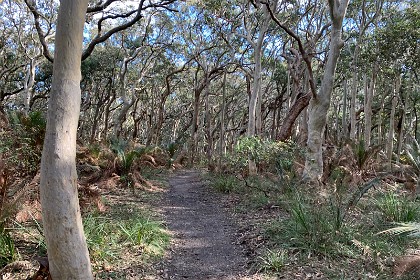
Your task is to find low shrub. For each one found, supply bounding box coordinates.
[211,174,240,193]
[224,137,301,176]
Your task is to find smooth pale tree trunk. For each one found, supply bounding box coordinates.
[247,7,270,175]
[341,79,348,141]
[397,77,407,164]
[303,0,350,182]
[190,84,203,165]
[39,0,92,279]
[349,1,382,140]
[204,84,213,169]
[218,70,227,171]
[349,45,359,140]
[387,95,398,170]
[114,57,135,138]
[23,57,40,115]
[377,93,386,150]
[364,64,377,148]
[386,75,401,170]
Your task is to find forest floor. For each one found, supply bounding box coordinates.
[1,169,270,280]
[3,167,420,280]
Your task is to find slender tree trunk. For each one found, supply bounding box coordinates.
[204,84,213,169]
[387,76,401,170]
[364,64,377,147]
[39,0,92,279]
[218,70,227,171]
[247,10,270,175]
[190,87,202,165]
[349,45,359,141]
[277,92,311,141]
[377,93,386,146]
[102,90,116,143]
[23,58,39,115]
[114,58,135,138]
[341,79,348,141]
[303,0,350,182]
[397,77,407,164]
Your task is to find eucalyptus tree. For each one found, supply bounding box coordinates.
[0,1,31,110]
[233,0,272,174]
[262,0,332,143]
[346,0,383,142]
[39,1,93,278]
[22,0,178,278]
[79,45,122,142]
[112,20,161,139]
[303,0,350,182]
[6,0,46,115]
[370,0,420,164]
[169,2,230,164]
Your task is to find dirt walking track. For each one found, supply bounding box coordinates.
[160,170,265,280]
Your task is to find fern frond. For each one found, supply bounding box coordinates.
[377,222,420,237]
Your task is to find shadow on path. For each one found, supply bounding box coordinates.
[162,170,257,280]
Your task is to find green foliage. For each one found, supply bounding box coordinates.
[227,137,300,175]
[378,222,420,237]
[82,212,169,264]
[376,193,419,223]
[88,143,102,159]
[352,140,381,170]
[110,138,152,174]
[266,194,352,257]
[404,139,420,177]
[211,174,239,193]
[264,178,382,258]
[0,228,17,268]
[0,111,46,176]
[118,218,169,257]
[23,111,47,143]
[165,142,178,158]
[258,249,288,274]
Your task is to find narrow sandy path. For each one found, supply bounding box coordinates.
[161,170,261,280]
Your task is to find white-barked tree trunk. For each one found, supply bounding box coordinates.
[39,0,93,278]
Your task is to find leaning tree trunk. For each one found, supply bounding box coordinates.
[303,0,350,182]
[39,0,92,279]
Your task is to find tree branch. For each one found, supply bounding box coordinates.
[262,1,318,99]
[23,0,54,62]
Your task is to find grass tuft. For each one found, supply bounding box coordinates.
[83,211,169,265]
[258,249,288,274]
[376,193,419,222]
[0,228,18,268]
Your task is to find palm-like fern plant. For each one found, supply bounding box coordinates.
[406,139,420,168]
[378,222,420,237]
